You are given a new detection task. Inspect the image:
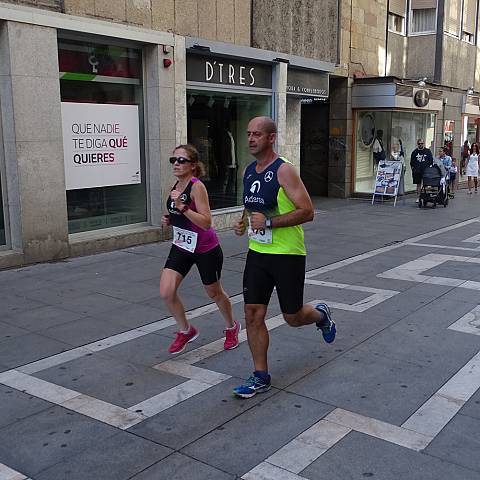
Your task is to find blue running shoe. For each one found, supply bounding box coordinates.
[315,303,336,343]
[233,374,271,398]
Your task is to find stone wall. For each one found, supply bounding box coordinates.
[251,0,338,63]
[62,0,251,45]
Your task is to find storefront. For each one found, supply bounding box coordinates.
[186,51,273,209]
[58,36,146,234]
[462,94,480,146]
[352,78,442,194]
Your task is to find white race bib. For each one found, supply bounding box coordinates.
[172,226,198,252]
[247,217,272,244]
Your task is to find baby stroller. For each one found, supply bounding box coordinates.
[418,165,449,208]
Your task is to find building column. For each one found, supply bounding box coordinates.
[144,43,177,227]
[0,21,68,264]
[274,61,288,154]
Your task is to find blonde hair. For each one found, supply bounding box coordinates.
[174,144,205,178]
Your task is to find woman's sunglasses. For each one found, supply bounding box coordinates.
[169,156,194,165]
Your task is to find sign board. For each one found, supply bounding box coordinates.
[287,69,329,98]
[61,103,141,190]
[186,54,272,89]
[372,160,404,206]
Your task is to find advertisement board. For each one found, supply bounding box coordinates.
[62,103,141,190]
[372,160,404,206]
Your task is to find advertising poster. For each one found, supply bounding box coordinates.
[61,103,141,190]
[373,160,403,196]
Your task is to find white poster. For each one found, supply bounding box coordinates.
[61,103,141,190]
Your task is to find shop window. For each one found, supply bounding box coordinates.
[410,8,437,34]
[58,38,146,234]
[187,90,271,209]
[355,110,435,194]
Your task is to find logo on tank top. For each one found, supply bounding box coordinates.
[250,180,261,194]
[180,193,188,202]
[264,171,274,182]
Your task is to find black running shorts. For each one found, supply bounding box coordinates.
[243,249,306,314]
[164,244,223,285]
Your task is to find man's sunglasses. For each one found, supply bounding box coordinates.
[169,156,194,165]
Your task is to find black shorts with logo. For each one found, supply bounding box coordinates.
[243,249,306,314]
[164,244,223,285]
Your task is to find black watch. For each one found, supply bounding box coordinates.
[265,217,272,229]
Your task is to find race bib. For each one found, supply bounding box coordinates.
[247,217,272,244]
[172,226,198,253]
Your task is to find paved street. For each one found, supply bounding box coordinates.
[2,191,480,479]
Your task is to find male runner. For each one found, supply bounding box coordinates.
[232,116,336,398]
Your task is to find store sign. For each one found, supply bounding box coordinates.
[414,89,430,107]
[186,54,272,89]
[287,69,329,98]
[61,103,141,190]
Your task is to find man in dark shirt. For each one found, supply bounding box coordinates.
[410,138,433,202]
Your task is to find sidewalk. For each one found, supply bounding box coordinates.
[1,190,480,479]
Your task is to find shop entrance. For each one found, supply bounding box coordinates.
[300,100,329,196]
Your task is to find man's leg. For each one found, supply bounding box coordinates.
[245,304,269,372]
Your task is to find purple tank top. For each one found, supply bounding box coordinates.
[167,177,219,253]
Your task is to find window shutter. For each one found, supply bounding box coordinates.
[463,0,477,34]
[446,0,461,35]
[411,0,437,8]
[389,0,407,17]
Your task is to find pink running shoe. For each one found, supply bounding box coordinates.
[168,325,199,354]
[224,321,241,350]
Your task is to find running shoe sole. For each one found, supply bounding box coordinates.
[315,303,336,343]
[233,384,271,399]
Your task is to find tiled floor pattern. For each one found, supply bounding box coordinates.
[3,217,480,479]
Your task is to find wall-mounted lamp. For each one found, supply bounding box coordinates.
[417,77,427,87]
[207,96,215,108]
[188,95,195,107]
[191,44,211,52]
[224,97,231,109]
[467,86,474,95]
[162,45,170,55]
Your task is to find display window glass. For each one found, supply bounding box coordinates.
[58,38,146,234]
[355,110,436,193]
[187,90,271,209]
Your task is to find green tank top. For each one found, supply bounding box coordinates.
[243,157,306,255]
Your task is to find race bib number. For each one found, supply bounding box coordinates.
[247,217,272,244]
[172,226,198,253]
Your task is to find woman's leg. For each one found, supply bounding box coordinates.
[468,176,472,192]
[475,176,478,192]
[160,268,189,331]
[204,281,235,328]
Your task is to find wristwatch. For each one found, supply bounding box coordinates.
[265,217,272,229]
[179,205,189,214]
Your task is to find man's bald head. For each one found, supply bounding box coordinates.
[250,116,277,135]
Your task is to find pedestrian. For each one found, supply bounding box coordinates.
[461,140,470,176]
[160,144,240,354]
[466,142,480,194]
[410,139,433,202]
[232,116,336,398]
[437,147,452,196]
[449,158,458,197]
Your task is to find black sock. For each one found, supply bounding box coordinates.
[254,370,270,382]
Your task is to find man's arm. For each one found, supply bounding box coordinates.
[250,162,314,230]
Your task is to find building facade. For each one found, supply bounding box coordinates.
[1,0,479,268]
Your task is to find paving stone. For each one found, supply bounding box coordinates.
[35,431,172,480]
[34,353,184,408]
[0,406,118,477]
[0,385,52,429]
[0,333,72,369]
[181,391,332,477]
[424,413,480,473]
[302,430,479,480]
[130,452,234,479]
[3,305,85,331]
[129,378,277,450]
[0,320,29,341]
